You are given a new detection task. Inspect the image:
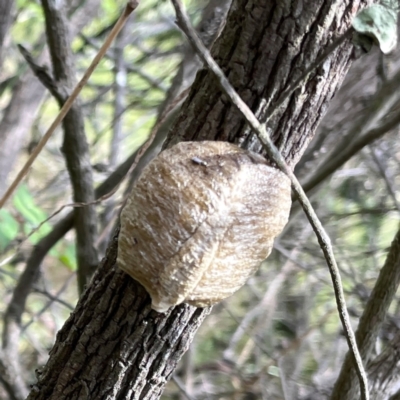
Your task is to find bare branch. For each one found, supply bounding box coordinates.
[0,0,102,197]
[0,0,139,209]
[41,0,99,293]
[2,145,139,342]
[1,148,144,400]
[22,274,75,333]
[301,69,400,193]
[17,44,66,104]
[331,227,400,400]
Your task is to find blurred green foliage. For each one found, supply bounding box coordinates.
[0,0,399,398]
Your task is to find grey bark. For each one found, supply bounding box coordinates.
[25,1,370,399]
[127,0,231,186]
[163,1,356,167]
[41,0,98,293]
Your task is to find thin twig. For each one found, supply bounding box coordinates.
[22,274,76,333]
[41,0,99,293]
[79,32,168,92]
[17,44,66,103]
[370,145,400,212]
[0,171,124,267]
[0,0,140,209]
[331,226,400,399]
[301,72,400,193]
[172,376,197,400]
[170,0,369,399]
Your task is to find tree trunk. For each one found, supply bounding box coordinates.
[27,0,370,398]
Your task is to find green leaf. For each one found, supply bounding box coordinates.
[0,210,19,251]
[58,244,77,271]
[352,4,398,54]
[12,184,51,242]
[13,184,47,226]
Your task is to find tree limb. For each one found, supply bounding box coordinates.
[301,68,400,193]
[0,0,139,209]
[0,0,102,197]
[41,0,99,293]
[170,0,369,398]
[331,226,400,400]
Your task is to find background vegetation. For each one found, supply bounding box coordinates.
[0,0,399,399]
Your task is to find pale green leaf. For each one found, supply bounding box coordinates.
[352,4,398,54]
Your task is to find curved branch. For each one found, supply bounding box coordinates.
[331,227,400,400]
[41,0,99,293]
[301,68,400,193]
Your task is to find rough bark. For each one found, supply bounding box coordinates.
[28,232,211,400]
[127,0,231,186]
[26,0,370,398]
[164,1,357,167]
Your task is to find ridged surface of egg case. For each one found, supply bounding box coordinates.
[118,141,292,312]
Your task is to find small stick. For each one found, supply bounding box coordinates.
[0,0,140,209]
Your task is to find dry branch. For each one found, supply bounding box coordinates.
[301,68,400,193]
[0,1,139,209]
